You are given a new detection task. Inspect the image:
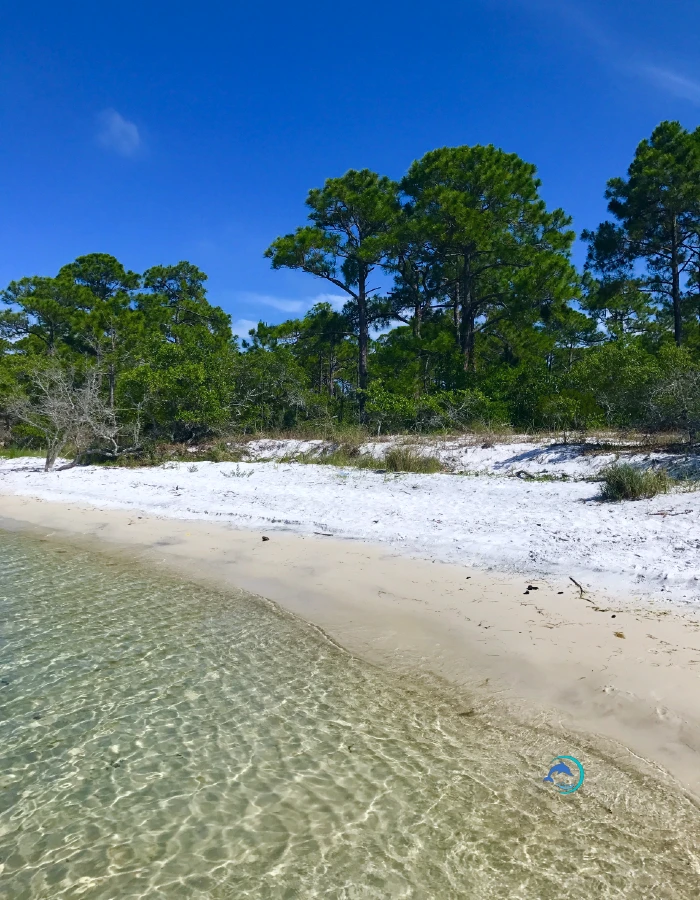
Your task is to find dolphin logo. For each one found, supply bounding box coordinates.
[543,762,573,784]
[542,755,585,794]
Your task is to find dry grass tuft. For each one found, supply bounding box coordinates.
[384,447,443,473]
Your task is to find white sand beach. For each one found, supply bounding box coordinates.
[2,441,700,602]
[2,444,700,800]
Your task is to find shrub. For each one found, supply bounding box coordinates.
[570,343,660,428]
[599,463,671,501]
[365,385,508,433]
[645,347,700,445]
[384,447,443,474]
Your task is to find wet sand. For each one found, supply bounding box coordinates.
[2,492,700,799]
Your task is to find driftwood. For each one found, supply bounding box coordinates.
[569,576,586,598]
[55,446,143,471]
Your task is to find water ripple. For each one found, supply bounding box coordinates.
[0,532,699,898]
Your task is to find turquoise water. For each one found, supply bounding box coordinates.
[1,530,699,899]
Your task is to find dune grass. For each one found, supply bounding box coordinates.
[294,442,443,474]
[383,447,443,473]
[0,447,45,459]
[309,448,383,470]
[598,463,672,501]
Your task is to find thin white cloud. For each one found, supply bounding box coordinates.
[496,0,612,49]
[96,109,141,157]
[531,0,613,50]
[503,0,700,105]
[640,66,700,105]
[301,292,347,311]
[234,291,347,314]
[256,294,306,313]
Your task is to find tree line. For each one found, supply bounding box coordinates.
[2,120,700,468]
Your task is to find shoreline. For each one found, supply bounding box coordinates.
[2,492,700,800]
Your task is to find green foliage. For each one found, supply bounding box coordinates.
[229,347,324,433]
[599,463,672,502]
[3,127,700,460]
[646,346,700,442]
[120,342,236,440]
[568,342,661,427]
[584,121,700,347]
[400,144,579,371]
[366,383,507,433]
[266,170,400,420]
[1,253,238,458]
[0,446,45,459]
[58,254,140,299]
[534,390,600,432]
[140,262,231,346]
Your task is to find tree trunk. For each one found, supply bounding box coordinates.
[357,269,369,423]
[413,300,422,338]
[45,444,59,472]
[329,350,337,398]
[459,260,476,372]
[462,312,476,372]
[671,218,683,346]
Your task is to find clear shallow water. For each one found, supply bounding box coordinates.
[1,532,699,899]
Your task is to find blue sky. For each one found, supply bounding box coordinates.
[1,0,699,337]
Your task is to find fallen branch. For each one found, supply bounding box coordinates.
[569,576,588,599]
[56,445,143,471]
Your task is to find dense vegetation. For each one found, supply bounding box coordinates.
[2,121,700,468]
